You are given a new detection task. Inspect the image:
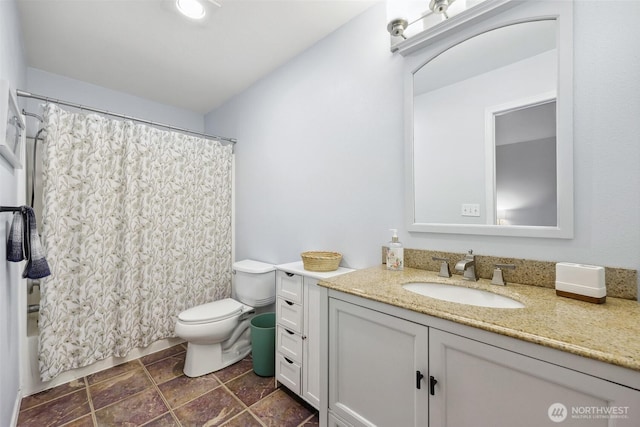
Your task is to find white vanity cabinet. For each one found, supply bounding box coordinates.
[328,298,428,427]
[323,291,640,427]
[276,262,353,409]
[429,328,640,427]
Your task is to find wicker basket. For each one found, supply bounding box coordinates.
[301,251,342,272]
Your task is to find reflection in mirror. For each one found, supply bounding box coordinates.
[412,20,563,230]
[494,98,556,226]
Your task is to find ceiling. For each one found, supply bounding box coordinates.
[17,0,378,114]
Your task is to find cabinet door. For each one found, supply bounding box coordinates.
[329,298,429,427]
[302,278,321,409]
[429,329,640,427]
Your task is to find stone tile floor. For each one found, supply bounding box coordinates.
[17,344,318,426]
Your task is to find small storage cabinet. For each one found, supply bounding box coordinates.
[276,261,353,409]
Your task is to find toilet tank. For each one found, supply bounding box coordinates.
[233,259,276,307]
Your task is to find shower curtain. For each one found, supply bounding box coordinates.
[38,104,233,381]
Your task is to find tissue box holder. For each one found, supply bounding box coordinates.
[555,262,606,304]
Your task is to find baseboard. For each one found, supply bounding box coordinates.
[10,388,21,427]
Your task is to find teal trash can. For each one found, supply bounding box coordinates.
[250,312,276,377]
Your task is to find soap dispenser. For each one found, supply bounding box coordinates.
[386,229,404,271]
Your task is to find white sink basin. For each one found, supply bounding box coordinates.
[402,282,525,309]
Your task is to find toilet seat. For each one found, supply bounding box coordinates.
[178,298,244,325]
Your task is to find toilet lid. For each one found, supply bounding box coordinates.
[233,259,275,274]
[178,298,243,324]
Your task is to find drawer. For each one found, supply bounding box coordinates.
[277,325,303,363]
[277,271,303,304]
[276,352,301,395]
[276,298,303,334]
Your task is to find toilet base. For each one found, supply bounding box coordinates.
[183,328,252,377]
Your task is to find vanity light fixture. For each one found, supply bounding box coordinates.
[430,0,454,16]
[387,18,409,38]
[386,0,458,39]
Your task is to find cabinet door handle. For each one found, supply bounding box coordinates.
[416,371,424,389]
[429,376,438,395]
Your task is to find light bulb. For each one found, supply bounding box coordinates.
[176,0,206,20]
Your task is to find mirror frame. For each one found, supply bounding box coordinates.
[404,0,574,238]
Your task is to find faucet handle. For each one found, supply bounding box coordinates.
[491,263,516,286]
[432,257,451,278]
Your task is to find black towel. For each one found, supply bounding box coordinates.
[6,206,51,279]
[7,211,24,261]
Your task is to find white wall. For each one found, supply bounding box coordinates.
[206,3,405,268]
[0,0,26,425]
[205,1,640,295]
[26,68,205,132]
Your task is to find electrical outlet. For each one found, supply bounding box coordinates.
[461,204,480,217]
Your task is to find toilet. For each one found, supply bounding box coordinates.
[175,259,276,377]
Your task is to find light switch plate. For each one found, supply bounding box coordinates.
[461,204,480,217]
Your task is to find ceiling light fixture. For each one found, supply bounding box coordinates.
[176,0,206,20]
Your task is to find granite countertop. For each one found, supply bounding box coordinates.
[318,265,640,372]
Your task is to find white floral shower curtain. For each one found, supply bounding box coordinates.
[38,104,233,381]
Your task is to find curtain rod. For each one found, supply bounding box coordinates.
[16,90,237,145]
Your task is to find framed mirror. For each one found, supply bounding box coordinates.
[405,1,573,238]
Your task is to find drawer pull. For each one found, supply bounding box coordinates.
[285,329,294,335]
[285,300,294,306]
[285,272,295,277]
[284,356,294,364]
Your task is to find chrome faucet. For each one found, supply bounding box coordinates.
[491,263,516,286]
[432,257,451,278]
[455,250,477,281]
